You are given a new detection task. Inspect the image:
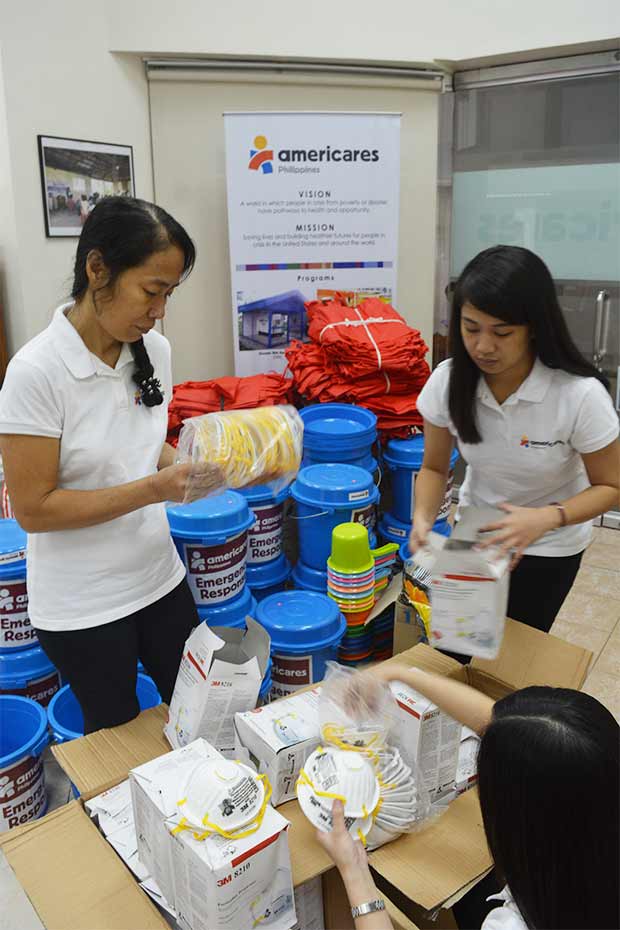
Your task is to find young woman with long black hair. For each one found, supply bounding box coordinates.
[317,664,620,930]
[0,197,208,732]
[410,245,619,632]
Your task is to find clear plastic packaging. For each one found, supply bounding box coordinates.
[319,661,398,752]
[177,405,304,504]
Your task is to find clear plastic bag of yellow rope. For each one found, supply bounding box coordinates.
[177,405,304,504]
[319,661,398,755]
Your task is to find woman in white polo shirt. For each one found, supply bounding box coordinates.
[411,245,619,634]
[0,197,204,732]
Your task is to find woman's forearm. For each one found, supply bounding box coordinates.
[18,478,161,533]
[550,484,619,527]
[412,466,449,526]
[341,863,394,930]
[379,664,494,735]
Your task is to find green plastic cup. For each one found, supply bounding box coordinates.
[328,523,374,575]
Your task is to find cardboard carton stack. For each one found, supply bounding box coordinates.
[0,618,593,930]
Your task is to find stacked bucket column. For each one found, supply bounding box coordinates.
[380,435,459,550]
[0,519,61,707]
[167,492,257,627]
[239,484,291,602]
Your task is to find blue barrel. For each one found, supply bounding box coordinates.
[0,695,49,831]
[380,512,452,546]
[0,519,34,652]
[383,436,459,526]
[255,591,346,700]
[167,493,255,607]
[291,464,379,572]
[291,560,328,593]
[238,485,289,566]
[0,644,61,707]
[47,673,162,744]
[197,585,257,630]
[247,554,291,602]
[300,403,377,472]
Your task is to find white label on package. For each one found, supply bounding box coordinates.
[348,489,369,502]
[183,531,248,603]
[247,503,284,564]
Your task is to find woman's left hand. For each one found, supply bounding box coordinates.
[479,503,560,569]
[315,800,369,875]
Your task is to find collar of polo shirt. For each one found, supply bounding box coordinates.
[476,357,552,408]
[51,304,134,379]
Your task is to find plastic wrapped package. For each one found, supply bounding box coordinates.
[177,405,304,504]
[319,661,397,752]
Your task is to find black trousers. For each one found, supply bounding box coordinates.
[35,578,198,734]
[451,550,583,929]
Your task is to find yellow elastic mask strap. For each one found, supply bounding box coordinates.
[197,773,273,842]
[170,816,189,836]
[296,767,346,805]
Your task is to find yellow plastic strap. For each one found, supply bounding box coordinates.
[297,768,346,805]
[171,816,188,836]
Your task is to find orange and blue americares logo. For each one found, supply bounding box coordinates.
[520,435,530,448]
[248,135,274,174]
[520,434,566,449]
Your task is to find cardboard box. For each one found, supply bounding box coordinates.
[165,618,270,755]
[234,688,321,805]
[167,802,295,930]
[389,681,461,802]
[393,594,425,655]
[129,738,222,907]
[292,876,324,930]
[0,617,591,930]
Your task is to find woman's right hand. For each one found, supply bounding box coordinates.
[151,462,224,503]
[409,514,432,553]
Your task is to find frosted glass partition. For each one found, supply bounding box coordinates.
[451,163,620,280]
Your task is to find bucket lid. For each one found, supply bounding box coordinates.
[238,483,290,506]
[300,404,377,449]
[167,492,255,541]
[0,694,49,765]
[291,464,378,508]
[0,518,27,568]
[384,435,459,470]
[256,590,345,652]
[246,554,291,590]
[197,586,257,629]
[0,644,56,688]
[291,561,327,593]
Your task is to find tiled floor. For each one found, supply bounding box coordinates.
[551,525,620,719]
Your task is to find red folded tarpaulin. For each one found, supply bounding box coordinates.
[167,373,293,446]
[285,296,430,438]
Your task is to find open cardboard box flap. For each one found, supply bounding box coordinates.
[0,801,168,930]
[36,618,591,920]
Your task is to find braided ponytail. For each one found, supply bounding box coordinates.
[130,338,164,407]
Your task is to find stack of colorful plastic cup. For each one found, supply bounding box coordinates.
[327,524,376,665]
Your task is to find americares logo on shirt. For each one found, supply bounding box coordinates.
[520,434,567,449]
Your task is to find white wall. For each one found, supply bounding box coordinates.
[105,0,620,64]
[0,0,153,355]
[0,44,23,354]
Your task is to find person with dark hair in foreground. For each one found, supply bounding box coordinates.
[318,664,620,930]
[410,245,619,634]
[0,196,210,732]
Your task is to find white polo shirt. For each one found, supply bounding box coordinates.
[417,358,619,557]
[0,305,185,631]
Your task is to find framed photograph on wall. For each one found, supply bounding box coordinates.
[38,135,135,237]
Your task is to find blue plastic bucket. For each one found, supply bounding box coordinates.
[197,586,257,630]
[239,485,289,566]
[0,644,61,707]
[300,403,377,472]
[380,512,452,546]
[247,554,291,602]
[291,560,328,593]
[291,464,379,571]
[255,590,346,700]
[47,673,162,744]
[0,694,49,831]
[0,519,34,652]
[168,493,255,607]
[383,436,459,526]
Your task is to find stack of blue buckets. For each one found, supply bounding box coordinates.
[379,434,458,552]
[292,404,380,594]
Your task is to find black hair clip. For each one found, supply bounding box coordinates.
[139,376,164,407]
